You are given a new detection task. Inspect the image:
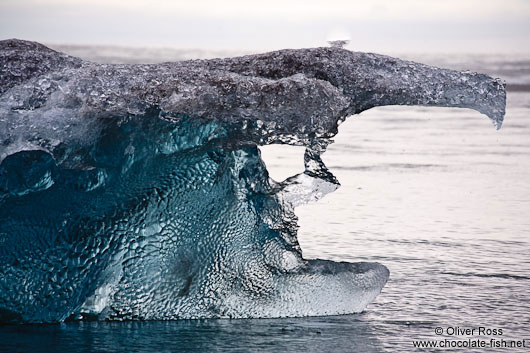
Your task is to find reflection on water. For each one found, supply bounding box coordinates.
[1,316,386,353]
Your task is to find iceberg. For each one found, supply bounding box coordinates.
[0,39,505,323]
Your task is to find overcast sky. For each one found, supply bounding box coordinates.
[1,0,530,53]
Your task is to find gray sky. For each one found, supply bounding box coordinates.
[1,0,530,53]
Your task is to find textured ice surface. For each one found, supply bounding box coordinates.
[0,40,505,323]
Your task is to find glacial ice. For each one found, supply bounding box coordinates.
[0,39,505,323]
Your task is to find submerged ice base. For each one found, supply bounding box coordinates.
[0,40,505,323]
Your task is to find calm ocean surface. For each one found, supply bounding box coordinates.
[1,46,529,352]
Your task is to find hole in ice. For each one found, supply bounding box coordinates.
[258,144,306,182]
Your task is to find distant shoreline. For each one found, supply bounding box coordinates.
[506,84,530,92]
